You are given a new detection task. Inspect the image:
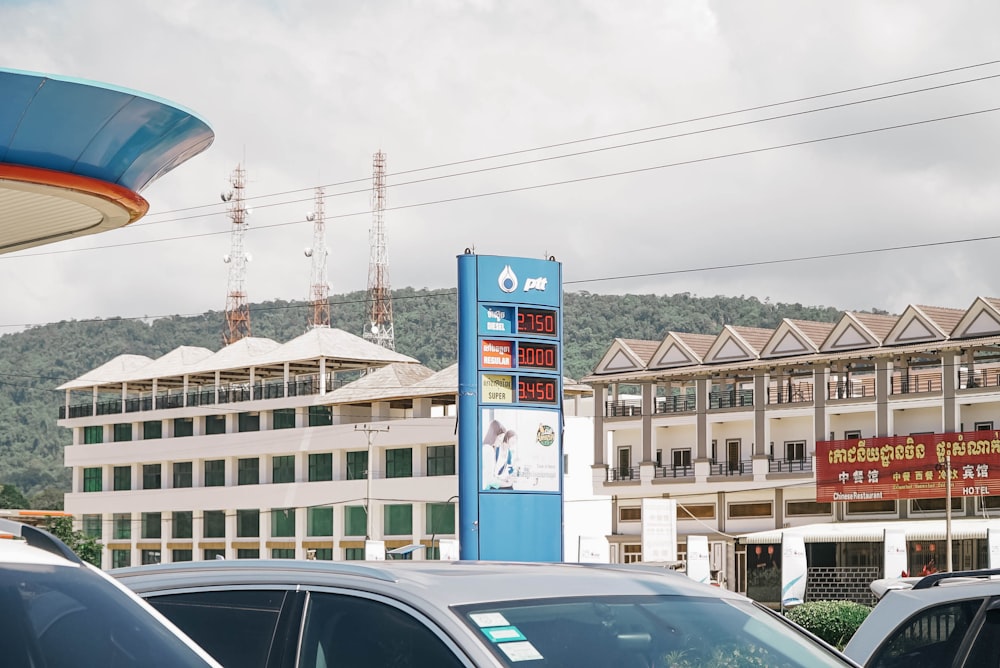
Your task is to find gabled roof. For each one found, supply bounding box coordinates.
[761,319,834,358]
[120,346,214,384]
[185,337,282,379]
[592,338,657,375]
[883,305,962,346]
[820,312,891,353]
[258,327,418,368]
[329,363,437,403]
[57,354,154,390]
[648,332,716,369]
[703,326,770,364]
[952,297,1000,338]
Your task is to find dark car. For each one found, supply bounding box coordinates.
[115,559,858,668]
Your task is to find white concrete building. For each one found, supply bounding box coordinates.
[58,327,607,568]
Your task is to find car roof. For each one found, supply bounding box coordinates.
[115,559,747,608]
[0,536,76,567]
[844,571,1000,663]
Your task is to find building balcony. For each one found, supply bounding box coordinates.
[654,464,694,479]
[709,459,752,476]
[767,456,813,474]
[655,395,697,414]
[767,384,813,405]
[605,400,641,417]
[607,466,641,482]
[709,389,753,410]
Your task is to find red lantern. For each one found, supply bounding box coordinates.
[915,543,922,552]
[755,546,762,555]
[929,543,936,552]
[767,545,775,555]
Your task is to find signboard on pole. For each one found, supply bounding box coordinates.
[641,498,678,563]
[884,530,908,578]
[686,535,711,584]
[781,534,807,607]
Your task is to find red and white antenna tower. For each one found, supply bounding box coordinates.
[222,164,251,345]
[364,150,395,350]
[305,186,330,328]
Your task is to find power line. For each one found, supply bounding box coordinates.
[133,69,1000,229]
[8,103,1000,262]
[141,57,1000,219]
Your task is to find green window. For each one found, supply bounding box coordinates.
[83,467,102,492]
[141,512,161,539]
[113,513,131,540]
[308,453,333,482]
[203,548,225,560]
[238,458,259,485]
[345,547,365,561]
[172,511,193,539]
[307,506,334,536]
[271,548,295,559]
[113,466,131,491]
[271,508,296,537]
[204,460,225,487]
[141,549,161,565]
[237,549,260,559]
[143,420,162,440]
[173,462,193,488]
[172,549,193,562]
[112,549,130,569]
[203,510,225,538]
[272,408,295,430]
[385,448,412,479]
[312,548,333,561]
[427,445,456,476]
[237,509,260,538]
[426,502,456,534]
[384,504,413,536]
[83,425,103,444]
[308,405,332,427]
[173,417,194,437]
[142,464,161,490]
[82,514,102,539]
[346,451,367,481]
[344,506,367,537]
[238,412,260,432]
[272,455,295,483]
[205,414,226,435]
[113,423,132,442]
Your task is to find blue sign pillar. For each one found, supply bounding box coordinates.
[457,253,564,561]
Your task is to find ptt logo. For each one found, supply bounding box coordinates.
[523,277,548,292]
[497,265,518,293]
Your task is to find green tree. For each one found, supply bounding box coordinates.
[0,483,29,509]
[44,515,102,567]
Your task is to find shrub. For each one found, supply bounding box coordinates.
[784,600,871,649]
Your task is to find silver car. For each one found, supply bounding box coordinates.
[0,519,221,667]
[115,559,857,667]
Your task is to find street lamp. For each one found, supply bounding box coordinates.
[935,452,953,573]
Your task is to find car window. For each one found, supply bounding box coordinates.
[870,599,984,668]
[0,563,213,667]
[300,592,466,668]
[147,589,286,668]
[455,594,852,667]
[963,606,1000,668]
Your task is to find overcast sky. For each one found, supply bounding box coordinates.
[3,1,1000,336]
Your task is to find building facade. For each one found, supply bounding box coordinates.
[585,297,1000,599]
[59,327,606,569]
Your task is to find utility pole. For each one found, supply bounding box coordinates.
[305,186,330,328]
[363,150,395,350]
[355,423,390,540]
[945,452,953,572]
[222,164,251,345]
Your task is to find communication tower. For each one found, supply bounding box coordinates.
[305,187,330,328]
[364,150,395,350]
[222,164,251,345]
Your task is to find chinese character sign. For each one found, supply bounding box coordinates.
[816,430,1000,502]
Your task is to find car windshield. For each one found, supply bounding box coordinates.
[0,563,214,667]
[456,594,852,668]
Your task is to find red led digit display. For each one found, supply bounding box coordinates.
[517,376,559,405]
[517,342,558,370]
[516,307,558,337]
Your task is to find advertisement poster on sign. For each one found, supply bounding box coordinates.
[816,430,1000,502]
[481,408,560,492]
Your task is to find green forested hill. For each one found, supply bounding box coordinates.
[0,288,853,505]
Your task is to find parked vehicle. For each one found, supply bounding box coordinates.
[0,518,221,667]
[844,568,1000,667]
[115,559,858,667]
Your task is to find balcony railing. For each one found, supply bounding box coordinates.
[767,384,813,405]
[827,380,874,400]
[607,466,640,482]
[960,369,1000,389]
[655,395,697,414]
[710,459,752,476]
[891,373,942,395]
[605,400,641,417]
[709,389,753,409]
[655,464,694,479]
[768,456,813,473]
